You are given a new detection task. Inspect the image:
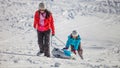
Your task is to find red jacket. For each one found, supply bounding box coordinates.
[33,10,55,34]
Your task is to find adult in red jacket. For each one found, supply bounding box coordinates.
[33,3,55,57]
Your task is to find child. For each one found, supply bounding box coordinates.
[63,30,83,59]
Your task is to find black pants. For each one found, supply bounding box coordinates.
[37,29,50,57]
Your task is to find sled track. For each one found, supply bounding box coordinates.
[0,51,76,60]
[0,51,37,57]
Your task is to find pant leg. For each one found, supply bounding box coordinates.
[77,43,83,59]
[37,30,44,53]
[77,45,83,55]
[43,30,50,57]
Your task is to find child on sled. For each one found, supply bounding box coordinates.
[63,30,83,59]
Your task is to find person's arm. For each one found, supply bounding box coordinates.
[64,36,71,49]
[72,39,80,55]
[33,11,39,29]
[50,13,55,35]
[74,35,81,50]
[74,40,80,50]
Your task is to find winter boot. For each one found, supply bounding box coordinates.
[37,51,43,56]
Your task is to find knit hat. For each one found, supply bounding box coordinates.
[39,3,45,9]
[72,30,78,36]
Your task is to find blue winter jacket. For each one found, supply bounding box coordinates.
[65,34,81,50]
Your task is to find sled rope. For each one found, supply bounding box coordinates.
[54,36,65,45]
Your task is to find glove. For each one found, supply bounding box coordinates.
[52,34,55,36]
[72,50,77,55]
[63,47,68,50]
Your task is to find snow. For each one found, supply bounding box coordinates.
[0,0,120,68]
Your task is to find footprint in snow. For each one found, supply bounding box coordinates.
[54,62,61,67]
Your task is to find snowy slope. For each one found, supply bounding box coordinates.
[0,0,120,68]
